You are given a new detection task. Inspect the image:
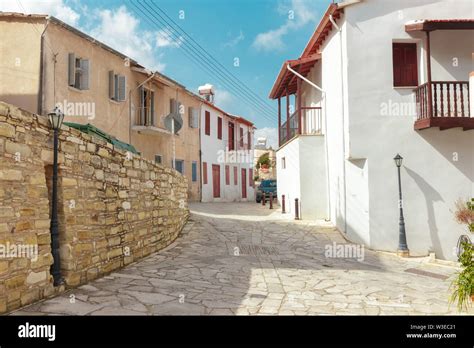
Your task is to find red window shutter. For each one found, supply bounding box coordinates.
[392,43,418,87]
[233,166,237,185]
[225,165,230,185]
[205,111,210,135]
[248,168,253,187]
[212,164,220,198]
[203,162,208,184]
[228,122,234,150]
[217,117,222,140]
[240,127,244,147]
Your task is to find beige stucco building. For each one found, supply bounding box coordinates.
[0,13,201,201]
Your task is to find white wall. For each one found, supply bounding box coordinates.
[277,138,300,215]
[276,135,326,220]
[341,0,474,259]
[299,136,327,220]
[200,104,255,203]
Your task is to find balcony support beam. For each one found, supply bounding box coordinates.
[278,97,281,145]
[297,76,302,135]
[286,88,290,143]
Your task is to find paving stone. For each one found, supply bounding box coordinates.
[12,202,473,316]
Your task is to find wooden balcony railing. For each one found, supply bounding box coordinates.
[279,107,322,146]
[135,106,155,127]
[414,81,473,130]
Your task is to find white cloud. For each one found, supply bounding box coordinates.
[214,87,235,112]
[156,28,184,48]
[254,127,278,149]
[252,0,318,52]
[89,6,166,71]
[0,0,80,26]
[223,30,244,48]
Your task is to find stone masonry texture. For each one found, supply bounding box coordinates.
[0,102,189,313]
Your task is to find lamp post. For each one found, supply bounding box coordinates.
[48,107,64,286]
[394,154,409,257]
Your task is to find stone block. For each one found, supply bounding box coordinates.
[0,123,15,137]
[26,270,47,285]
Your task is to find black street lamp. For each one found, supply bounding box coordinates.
[394,154,409,257]
[48,107,64,286]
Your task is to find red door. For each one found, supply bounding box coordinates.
[212,164,220,198]
[241,168,247,199]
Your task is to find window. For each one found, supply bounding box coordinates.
[138,87,155,126]
[281,157,286,169]
[392,42,418,87]
[68,53,89,90]
[192,161,197,182]
[205,111,211,135]
[170,98,182,116]
[228,122,235,150]
[240,127,244,147]
[203,162,208,184]
[233,166,238,185]
[217,117,222,140]
[109,71,126,101]
[225,165,230,185]
[249,168,253,187]
[189,107,199,128]
[247,131,251,150]
[154,154,162,164]
[173,159,184,174]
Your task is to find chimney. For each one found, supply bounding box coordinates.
[198,83,215,104]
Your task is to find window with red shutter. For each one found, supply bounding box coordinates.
[392,42,418,87]
[217,117,222,140]
[248,168,253,187]
[247,131,251,150]
[233,166,237,185]
[240,127,244,147]
[228,122,235,150]
[225,165,230,185]
[203,162,208,184]
[205,111,210,136]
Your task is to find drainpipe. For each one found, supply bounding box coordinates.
[128,71,157,144]
[38,20,50,115]
[286,64,332,221]
[198,102,203,202]
[330,14,348,234]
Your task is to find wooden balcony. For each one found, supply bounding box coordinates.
[279,107,322,146]
[414,81,473,130]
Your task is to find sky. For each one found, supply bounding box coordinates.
[0,0,331,148]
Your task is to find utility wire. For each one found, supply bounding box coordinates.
[130,1,278,124]
[137,0,277,122]
[148,0,277,114]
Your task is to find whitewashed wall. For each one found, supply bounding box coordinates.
[200,104,254,203]
[341,0,473,259]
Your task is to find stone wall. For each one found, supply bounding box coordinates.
[0,102,189,313]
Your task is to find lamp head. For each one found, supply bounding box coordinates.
[394,154,403,168]
[48,107,64,131]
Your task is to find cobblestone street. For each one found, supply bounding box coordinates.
[12,203,473,315]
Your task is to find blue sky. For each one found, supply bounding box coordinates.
[1,0,331,148]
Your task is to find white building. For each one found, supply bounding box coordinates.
[269,0,473,260]
[199,86,255,202]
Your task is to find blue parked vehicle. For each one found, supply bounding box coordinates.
[256,179,277,203]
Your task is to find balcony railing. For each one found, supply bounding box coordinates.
[135,106,155,127]
[279,107,322,146]
[414,81,473,130]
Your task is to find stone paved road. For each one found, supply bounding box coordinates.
[11,202,473,315]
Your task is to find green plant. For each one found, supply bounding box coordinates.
[450,198,474,312]
[256,152,271,170]
[449,241,473,311]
